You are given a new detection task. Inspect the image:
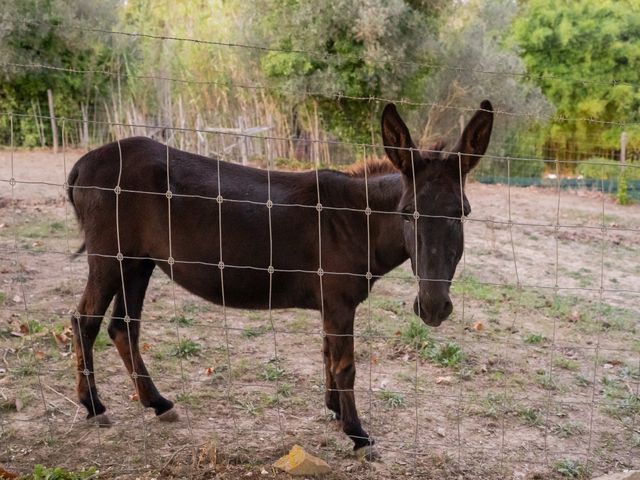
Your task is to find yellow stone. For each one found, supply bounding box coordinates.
[273,444,331,476]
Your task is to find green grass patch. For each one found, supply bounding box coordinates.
[553,458,590,478]
[260,360,285,382]
[553,421,585,438]
[523,333,545,345]
[378,389,406,409]
[424,341,465,368]
[400,317,431,349]
[554,357,579,371]
[170,339,201,358]
[516,406,543,427]
[23,464,97,480]
[170,314,194,327]
[241,325,270,338]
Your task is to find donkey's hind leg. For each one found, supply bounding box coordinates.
[73,258,119,426]
[107,259,177,421]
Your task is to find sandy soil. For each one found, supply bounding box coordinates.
[0,149,638,479]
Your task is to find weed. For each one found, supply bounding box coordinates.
[25,318,44,334]
[27,464,97,480]
[370,296,405,316]
[553,459,590,478]
[170,339,201,358]
[479,393,510,419]
[170,314,194,327]
[517,407,542,427]
[277,382,293,397]
[535,371,556,391]
[426,341,465,368]
[260,361,285,382]
[400,317,431,350]
[0,291,5,304]
[554,357,579,371]
[378,389,406,409]
[553,421,585,438]
[524,333,545,345]
[241,325,269,338]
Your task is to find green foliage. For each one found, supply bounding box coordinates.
[424,341,465,368]
[22,465,97,480]
[260,360,285,382]
[511,0,640,161]
[0,0,119,146]
[254,0,444,143]
[378,389,406,409]
[170,339,201,358]
[400,317,431,350]
[553,459,590,479]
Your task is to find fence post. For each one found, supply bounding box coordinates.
[620,131,627,172]
[47,89,58,154]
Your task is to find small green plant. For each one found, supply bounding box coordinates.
[553,458,590,478]
[260,361,285,382]
[517,406,542,427]
[524,333,545,345]
[170,314,194,326]
[171,339,201,358]
[25,319,44,334]
[241,325,269,338]
[535,371,556,391]
[378,389,406,409]
[554,357,579,371]
[400,317,431,350]
[553,421,585,438]
[26,464,97,480]
[277,382,293,397]
[426,341,465,368]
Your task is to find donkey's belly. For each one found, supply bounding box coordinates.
[156,261,319,310]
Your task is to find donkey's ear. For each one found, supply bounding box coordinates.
[381,103,418,175]
[453,100,493,175]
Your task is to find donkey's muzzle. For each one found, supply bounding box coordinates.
[413,296,453,327]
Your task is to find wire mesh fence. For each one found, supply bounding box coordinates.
[1,20,639,480]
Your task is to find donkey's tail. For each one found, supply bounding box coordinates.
[67,162,86,260]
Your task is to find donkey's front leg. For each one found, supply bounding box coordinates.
[324,305,374,454]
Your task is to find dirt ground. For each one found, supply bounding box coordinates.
[0,149,639,479]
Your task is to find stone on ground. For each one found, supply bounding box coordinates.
[273,444,331,476]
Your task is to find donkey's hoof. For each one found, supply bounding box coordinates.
[354,444,380,461]
[157,407,179,422]
[87,413,112,427]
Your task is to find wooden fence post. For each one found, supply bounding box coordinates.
[47,89,58,153]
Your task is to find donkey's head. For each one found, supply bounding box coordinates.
[381,101,493,326]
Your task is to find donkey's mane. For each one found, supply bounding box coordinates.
[343,158,398,177]
[344,141,447,178]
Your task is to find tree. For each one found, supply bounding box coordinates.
[510,0,640,163]
[0,0,119,146]
[250,0,446,144]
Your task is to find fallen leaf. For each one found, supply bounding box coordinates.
[14,398,23,412]
[205,367,213,376]
[0,465,18,479]
[19,324,29,335]
[52,331,71,348]
[371,353,379,365]
[129,392,139,401]
[142,343,152,352]
[472,321,484,332]
[34,350,45,360]
[12,295,21,304]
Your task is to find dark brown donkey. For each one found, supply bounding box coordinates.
[68,101,493,454]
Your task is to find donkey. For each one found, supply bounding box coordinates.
[67,100,493,455]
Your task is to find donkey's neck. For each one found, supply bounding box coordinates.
[352,173,408,276]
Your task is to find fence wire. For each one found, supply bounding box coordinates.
[1,33,639,480]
